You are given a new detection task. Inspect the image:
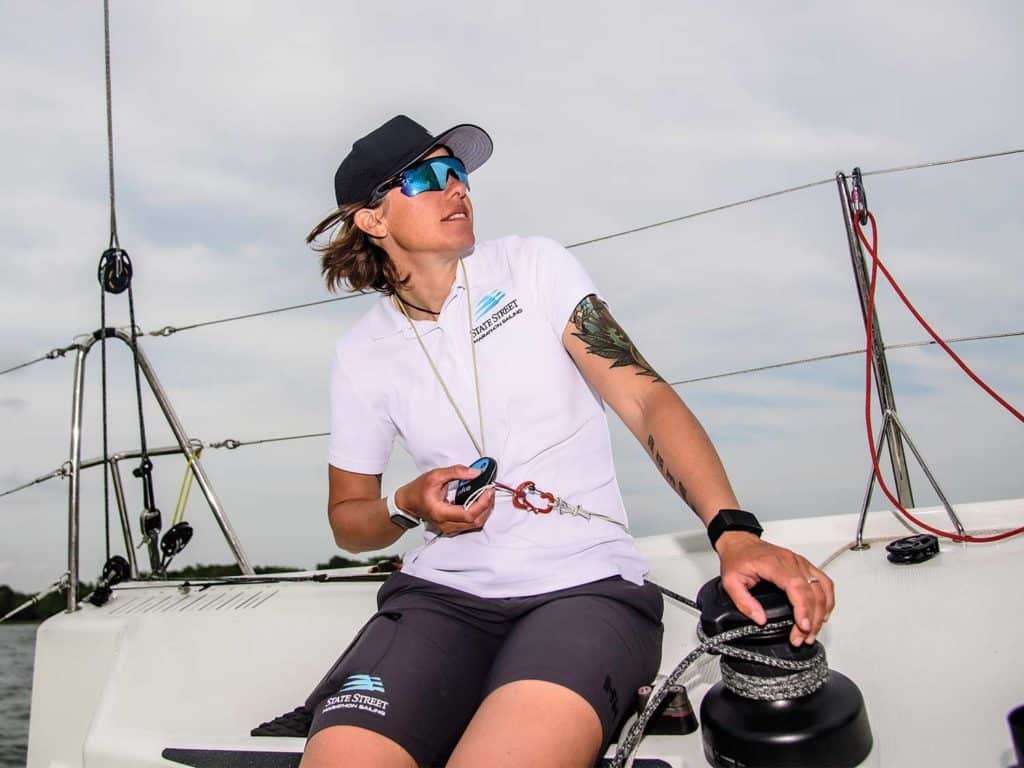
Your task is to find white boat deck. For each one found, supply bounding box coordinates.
[27,498,1024,767]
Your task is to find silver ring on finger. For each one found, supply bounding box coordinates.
[806,576,820,585]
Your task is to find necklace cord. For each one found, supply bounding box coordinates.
[394,294,439,315]
[397,259,485,455]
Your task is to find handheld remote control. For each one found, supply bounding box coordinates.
[453,457,498,506]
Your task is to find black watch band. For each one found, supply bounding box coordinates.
[707,509,763,550]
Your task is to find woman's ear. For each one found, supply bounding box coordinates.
[354,207,387,239]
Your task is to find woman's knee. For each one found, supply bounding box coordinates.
[301,725,418,768]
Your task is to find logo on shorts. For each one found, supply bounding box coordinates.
[320,674,390,718]
[474,290,506,321]
[339,674,386,694]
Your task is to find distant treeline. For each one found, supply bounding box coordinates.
[0,554,400,623]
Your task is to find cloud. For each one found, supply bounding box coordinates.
[1,1,1021,592]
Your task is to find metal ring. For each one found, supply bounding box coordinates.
[806,576,820,585]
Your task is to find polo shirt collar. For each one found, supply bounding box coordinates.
[372,264,468,341]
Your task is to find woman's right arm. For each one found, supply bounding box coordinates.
[327,466,402,554]
[327,464,496,554]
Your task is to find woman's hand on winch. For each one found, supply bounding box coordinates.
[395,464,495,536]
[715,532,835,647]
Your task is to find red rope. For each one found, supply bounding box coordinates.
[855,212,1024,543]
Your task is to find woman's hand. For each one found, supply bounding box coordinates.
[395,464,495,536]
[715,532,835,647]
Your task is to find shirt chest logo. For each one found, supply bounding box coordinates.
[471,289,522,343]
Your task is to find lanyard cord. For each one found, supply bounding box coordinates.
[396,258,485,456]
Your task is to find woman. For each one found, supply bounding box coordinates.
[301,115,834,768]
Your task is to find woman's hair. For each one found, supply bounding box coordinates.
[306,200,407,295]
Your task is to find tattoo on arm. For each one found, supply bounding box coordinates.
[571,294,663,382]
[647,434,691,507]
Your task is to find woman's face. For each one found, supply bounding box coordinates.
[375,147,475,258]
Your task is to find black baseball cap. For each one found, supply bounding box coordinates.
[333,115,493,206]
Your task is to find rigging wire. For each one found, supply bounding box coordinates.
[147,293,371,338]
[566,148,1022,250]
[3,325,1021,501]
[667,330,1024,387]
[0,465,71,500]
[103,0,119,250]
[207,432,329,450]
[86,145,1020,340]
[98,0,120,560]
[565,176,834,249]
[0,573,70,624]
[0,345,79,377]
[2,145,1020,371]
[96,0,159,562]
[860,148,1024,179]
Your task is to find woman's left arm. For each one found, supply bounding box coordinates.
[562,294,834,646]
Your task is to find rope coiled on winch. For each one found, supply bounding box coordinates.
[611,618,827,768]
[697,624,828,701]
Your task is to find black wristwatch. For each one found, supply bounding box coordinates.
[707,509,763,551]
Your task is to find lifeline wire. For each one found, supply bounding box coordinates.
[0,344,79,377]
[207,432,329,450]
[0,466,71,500]
[667,329,1024,387]
[0,573,70,624]
[4,328,1018,387]
[147,293,371,338]
[4,322,1019,493]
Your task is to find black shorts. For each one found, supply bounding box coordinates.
[305,572,664,767]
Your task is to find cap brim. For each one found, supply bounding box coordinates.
[368,123,493,202]
[429,123,493,174]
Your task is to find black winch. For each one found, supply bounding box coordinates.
[697,577,873,768]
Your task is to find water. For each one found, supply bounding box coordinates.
[0,624,35,768]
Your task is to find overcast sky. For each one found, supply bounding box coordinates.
[1,1,1021,592]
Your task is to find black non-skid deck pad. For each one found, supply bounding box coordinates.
[251,706,313,738]
[162,747,671,768]
[162,749,301,768]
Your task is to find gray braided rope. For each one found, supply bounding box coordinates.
[611,619,827,767]
[720,657,828,701]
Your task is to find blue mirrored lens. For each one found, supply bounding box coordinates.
[400,157,469,197]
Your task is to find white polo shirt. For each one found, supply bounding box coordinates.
[328,235,649,597]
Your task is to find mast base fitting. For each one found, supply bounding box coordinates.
[885,534,939,565]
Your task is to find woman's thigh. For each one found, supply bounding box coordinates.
[303,606,501,767]
[446,679,602,768]
[479,581,664,755]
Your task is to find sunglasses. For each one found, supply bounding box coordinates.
[370,156,470,203]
